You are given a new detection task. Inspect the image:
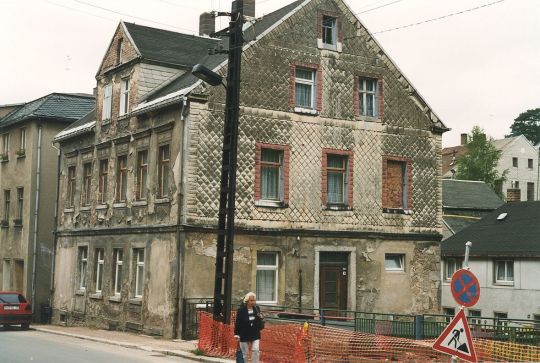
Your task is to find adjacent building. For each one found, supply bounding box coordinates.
[52,0,447,338]
[0,93,95,320]
[443,134,539,201]
[442,201,540,321]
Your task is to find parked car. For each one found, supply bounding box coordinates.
[0,291,32,329]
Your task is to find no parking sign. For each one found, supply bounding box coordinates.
[451,268,480,307]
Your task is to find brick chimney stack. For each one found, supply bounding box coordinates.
[199,12,215,37]
[244,0,255,17]
[506,188,521,202]
[460,133,468,145]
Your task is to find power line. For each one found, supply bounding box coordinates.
[43,0,116,22]
[356,0,405,15]
[373,0,506,35]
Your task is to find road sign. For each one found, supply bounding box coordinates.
[433,309,477,363]
[451,268,480,307]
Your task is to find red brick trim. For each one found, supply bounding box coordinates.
[318,11,343,43]
[290,62,323,112]
[321,148,354,208]
[355,72,384,121]
[382,156,412,210]
[255,142,290,203]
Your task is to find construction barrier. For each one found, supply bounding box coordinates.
[198,311,540,362]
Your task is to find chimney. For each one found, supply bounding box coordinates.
[244,0,255,17]
[506,188,521,202]
[460,133,468,145]
[199,12,215,36]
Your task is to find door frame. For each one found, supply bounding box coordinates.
[314,246,356,311]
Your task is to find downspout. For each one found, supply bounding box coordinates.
[173,97,189,338]
[31,124,43,314]
[50,141,62,313]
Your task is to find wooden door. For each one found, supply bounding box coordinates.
[320,264,348,315]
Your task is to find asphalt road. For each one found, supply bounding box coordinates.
[0,327,194,363]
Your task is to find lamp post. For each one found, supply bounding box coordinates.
[192,0,244,324]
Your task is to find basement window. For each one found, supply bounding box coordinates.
[385,254,404,272]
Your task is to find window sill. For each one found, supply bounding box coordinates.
[132,200,148,207]
[13,222,23,228]
[494,281,514,287]
[113,202,127,208]
[255,200,288,208]
[96,204,108,210]
[0,159,9,163]
[155,197,170,204]
[294,107,319,116]
[64,208,75,213]
[323,204,352,211]
[385,269,405,273]
[383,208,413,215]
[355,115,381,123]
[80,206,91,211]
[0,224,9,229]
[75,289,86,296]
[89,293,103,300]
[17,155,26,160]
[129,298,142,306]
[317,38,342,52]
[109,295,122,303]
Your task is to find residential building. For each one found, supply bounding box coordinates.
[442,179,503,240]
[442,134,539,201]
[52,0,447,338]
[0,93,95,321]
[441,201,540,320]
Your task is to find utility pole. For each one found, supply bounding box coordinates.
[213,0,244,324]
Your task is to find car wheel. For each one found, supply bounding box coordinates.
[21,323,30,330]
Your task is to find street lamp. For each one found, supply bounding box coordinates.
[191,0,244,325]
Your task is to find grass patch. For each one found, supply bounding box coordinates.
[192,348,205,356]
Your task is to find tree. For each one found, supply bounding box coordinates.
[456,126,507,196]
[506,108,540,145]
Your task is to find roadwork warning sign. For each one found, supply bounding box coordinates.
[432,309,477,363]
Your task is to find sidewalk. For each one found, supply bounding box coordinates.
[33,324,234,363]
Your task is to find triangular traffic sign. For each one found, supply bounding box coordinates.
[432,309,477,363]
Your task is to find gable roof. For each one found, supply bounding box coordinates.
[0,93,95,130]
[443,179,503,210]
[442,201,540,257]
[132,0,446,133]
[123,22,220,69]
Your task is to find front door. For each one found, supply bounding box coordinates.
[319,252,348,315]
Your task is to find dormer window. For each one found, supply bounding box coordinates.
[102,84,112,121]
[119,78,130,116]
[322,16,337,46]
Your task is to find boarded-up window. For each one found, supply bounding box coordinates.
[386,160,406,208]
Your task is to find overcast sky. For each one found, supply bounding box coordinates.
[1,0,538,146]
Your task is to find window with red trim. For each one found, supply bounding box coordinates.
[255,143,289,206]
[322,149,353,209]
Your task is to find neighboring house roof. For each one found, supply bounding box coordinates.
[123,22,220,68]
[441,145,465,177]
[442,201,540,257]
[0,93,95,130]
[132,0,447,133]
[442,179,503,210]
[54,108,96,142]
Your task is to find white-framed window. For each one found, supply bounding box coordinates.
[157,145,170,198]
[116,155,127,202]
[326,154,348,206]
[19,128,26,153]
[358,77,378,117]
[261,148,284,201]
[295,68,316,109]
[256,252,278,304]
[15,187,23,223]
[322,15,337,46]
[445,258,463,280]
[136,150,148,200]
[78,246,88,290]
[113,248,123,296]
[95,248,104,293]
[134,249,145,298]
[119,78,130,116]
[468,309,482,325]
[495,260,514,283]
[1,133,10,159]
[102,84,112,120]
[385,253,404,271]
[494,311,508,328]
[3,190,10,223]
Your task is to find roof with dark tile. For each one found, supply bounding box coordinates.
[443,179,503,210]
[442,201,540,257]
[123,22,219,68]
[0,93,95,129]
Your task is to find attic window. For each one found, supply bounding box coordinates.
[496,213,507,221]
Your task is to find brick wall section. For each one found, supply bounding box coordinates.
[254,142,290,203]
[321,148,354,207]
[99,24,139,74]
[289,62,323,112]
[382,156,412,210]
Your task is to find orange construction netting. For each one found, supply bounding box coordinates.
[198,311,540,362]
